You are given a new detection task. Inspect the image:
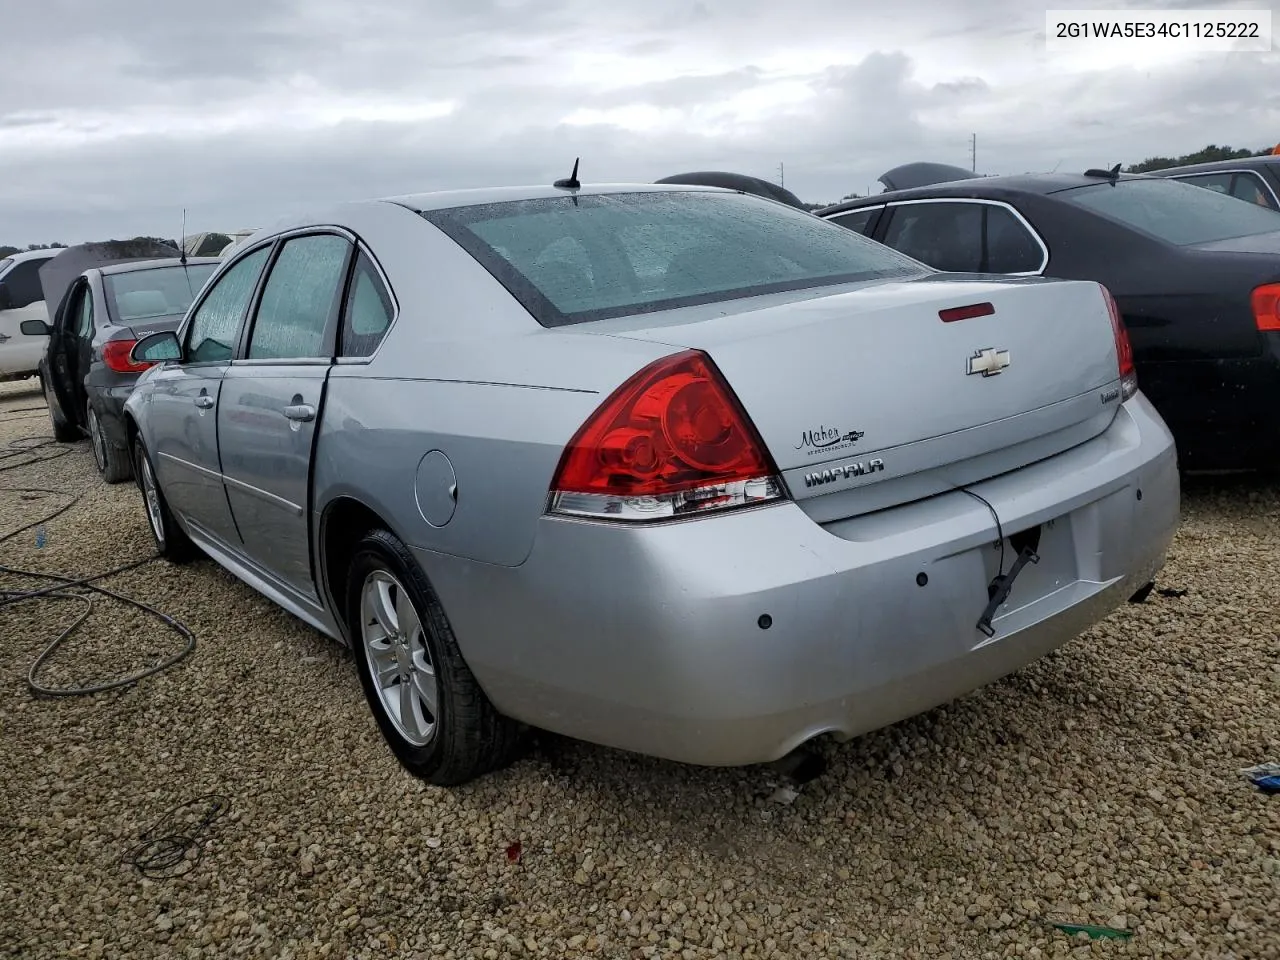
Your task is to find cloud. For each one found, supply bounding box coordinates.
[1,0,1277,243]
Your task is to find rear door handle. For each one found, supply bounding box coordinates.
[194,395,215,409]
[283,404,316,422]
[0,333,10,342]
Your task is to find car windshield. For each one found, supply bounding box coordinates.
[422,191,929,326]
[1059,177,1280,245]
[103,262,219,323]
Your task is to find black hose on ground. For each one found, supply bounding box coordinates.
[0,432,197,696]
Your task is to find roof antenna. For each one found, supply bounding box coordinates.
[553,157,581,190]
[179,208,188,265]
[1084,162,1124,184]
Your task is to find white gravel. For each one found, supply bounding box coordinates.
[1,377,1277,960]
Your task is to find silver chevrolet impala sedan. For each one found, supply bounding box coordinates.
[123,181,1180,785]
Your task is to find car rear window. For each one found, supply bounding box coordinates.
[421,191,929,326]
[104,262,219,323]
[1059,177,1280,245]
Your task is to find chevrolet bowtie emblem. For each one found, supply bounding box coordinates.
[967,347,1011,377]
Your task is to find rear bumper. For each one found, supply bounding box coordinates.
[1139,336,1280,469]
[419,393,1180,767]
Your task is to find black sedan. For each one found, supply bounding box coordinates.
[1148,154,1280,211]
[818,169,1280,471]
[22,247,219,481]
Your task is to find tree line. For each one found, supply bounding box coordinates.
[0,237,177,259]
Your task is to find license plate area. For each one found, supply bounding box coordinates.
[980,515,1078,625]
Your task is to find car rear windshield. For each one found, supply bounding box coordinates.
[103,262,219,323]
[421,191,929,326]
[1059,177,1280,245]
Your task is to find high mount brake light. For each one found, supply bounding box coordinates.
[939,302,995,323]
[1099,283,1137,401]
[1252,283,1280,332]
[548,349,785,521]
[102,339,154,374]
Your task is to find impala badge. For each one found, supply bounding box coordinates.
[967,347,1011,377]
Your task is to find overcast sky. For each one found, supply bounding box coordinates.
[2,0,1277,245]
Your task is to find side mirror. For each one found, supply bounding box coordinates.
[131,330,182,365]
[20,318,52,336]
[0,281,12,311]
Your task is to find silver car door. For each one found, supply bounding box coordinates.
[218,232,353,600]
[148,245,271,546]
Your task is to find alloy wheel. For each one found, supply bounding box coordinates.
[359,570,439,747]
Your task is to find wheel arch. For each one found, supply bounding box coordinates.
[318,495,408,647]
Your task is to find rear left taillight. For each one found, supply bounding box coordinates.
[1252,283,1280,332]
[1099,283,1137,401]
[102,339,154,374]
[548,349,785,521]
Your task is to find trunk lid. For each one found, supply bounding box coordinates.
[119,313,185,340]
[586,275,1123,520]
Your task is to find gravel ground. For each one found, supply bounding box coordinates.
[1,376,1277,960]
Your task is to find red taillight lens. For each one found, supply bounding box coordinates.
[549,349,784,521]
[102,339,153,374]
[1252,283,1280,332]
[1099,283,1137,400]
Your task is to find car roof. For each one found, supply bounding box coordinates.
[96,256,221,277]
[382,181,727,213]
[817,172,1156,216]
[4,248,61,263]
[1149,156,1280,177]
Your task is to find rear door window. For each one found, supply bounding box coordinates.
[882,202,984,272]
[247,233,352,360]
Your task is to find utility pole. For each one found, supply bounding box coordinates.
[970,133,977,172]
[778,162,785,187]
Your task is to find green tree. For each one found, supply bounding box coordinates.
[1125,144,1275,173]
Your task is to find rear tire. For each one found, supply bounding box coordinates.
[42,376,78,443]
[133,438,197,563]
[346,529,521,786]
[88,402,132,483]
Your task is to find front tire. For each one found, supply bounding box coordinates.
[346,529,520,786]
[133,438,197,563]
[88,402,132,483]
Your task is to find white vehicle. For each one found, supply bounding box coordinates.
[0,249,61,380]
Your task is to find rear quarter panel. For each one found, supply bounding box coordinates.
[313,370,607,567]
[306,199,697,568]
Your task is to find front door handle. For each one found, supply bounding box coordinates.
[0,333,10,343]
[283,404,316,423]
[194,395,215,409]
